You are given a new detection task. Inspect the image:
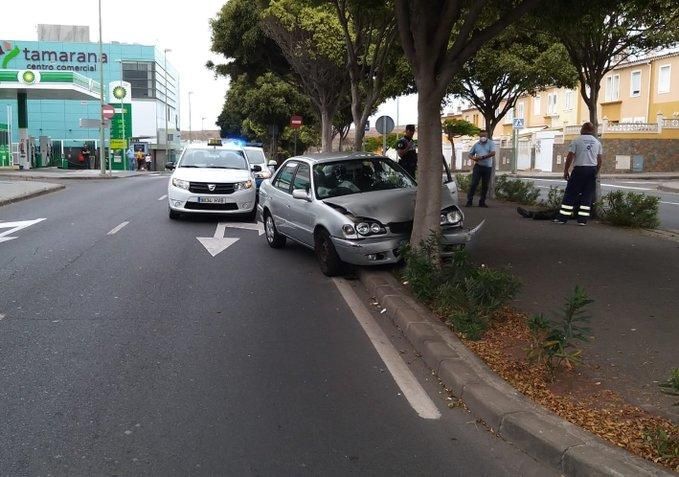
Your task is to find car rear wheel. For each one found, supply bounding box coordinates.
[315,228,344,277]
[169,208,180,220]
[264,212,286,248]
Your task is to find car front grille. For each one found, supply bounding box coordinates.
[185,202,239,211]
[388,221,413,234]
[189,182,236,194]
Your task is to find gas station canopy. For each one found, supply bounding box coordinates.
[0,69,101,101]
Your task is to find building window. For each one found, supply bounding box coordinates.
[516,102,525,119]
[504,108,514,124]
[123,61,156,99]
[564,90,574,110]
[658,65,671,93]
[630,70,642,97]
[533,96,541,115]
[547,93,558,115]
[605,74,620,101]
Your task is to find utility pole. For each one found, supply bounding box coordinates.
[188,91,193,143]
[98,0,106,175]
[163,48,171,168]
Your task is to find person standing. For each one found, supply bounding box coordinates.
[396,124,417,177]
[465,130,495,207]
[555,122,602,225]
[135,149,144,170]
[80,144,91,169]
[145,152,152,171]
[126,146,135,171]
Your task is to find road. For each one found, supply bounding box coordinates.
[0,175,552,476]
[523,177,679,230]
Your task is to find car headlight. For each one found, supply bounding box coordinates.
[255,169,272,179]
[356,221,386,236]
[440,207,463,226]
[234,180,253,191]
[172,177,189,190]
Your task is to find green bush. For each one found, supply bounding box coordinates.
[364,133,399,153]
[455,173,472,193]
[404,244,520,340]
[597,190,660,228]
[539,186,565,210]
[494,175,541,205]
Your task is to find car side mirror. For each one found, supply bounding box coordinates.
[165,162,175,170]
[251,164,262,172]
[292,189,311,201]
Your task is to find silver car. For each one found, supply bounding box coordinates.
[258,152,483,276]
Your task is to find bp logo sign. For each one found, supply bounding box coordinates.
[113,85,127,100]
[0,41,21,69]
[18,70,40,84]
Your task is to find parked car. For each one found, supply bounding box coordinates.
[243,146,271,188]
[166,139,261,220]
[258,152,483,276]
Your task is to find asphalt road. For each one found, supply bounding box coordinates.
[0,176,553,476]
[524,177,679,230]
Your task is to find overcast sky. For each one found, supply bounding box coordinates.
[3,0,438,133]
[4,0,229,131]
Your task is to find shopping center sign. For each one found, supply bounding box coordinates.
[0,40,108,72]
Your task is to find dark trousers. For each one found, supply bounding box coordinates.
[467,164,492,205]
[558,166,597,223]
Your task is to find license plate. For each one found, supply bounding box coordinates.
[197,197,228,204]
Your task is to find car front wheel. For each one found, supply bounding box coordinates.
[315,228,344,277]
[264,212,286,248]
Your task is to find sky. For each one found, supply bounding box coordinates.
[3,0,229,131]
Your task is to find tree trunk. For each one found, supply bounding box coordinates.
[448,138,456,171]
[320,107,333,153]
[580,79,600,130]
[410,92,444,247]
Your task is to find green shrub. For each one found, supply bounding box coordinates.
[597,190,660,228]
[494,175,540,205]
[526,286,592,377]
[539,186,565,210]
[659,368,679,407]
[364,133,399,153]
[404,243,520,340]
[643,427,679,460]
[455,173,472,193]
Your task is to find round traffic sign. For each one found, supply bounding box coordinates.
[102,104,115,120]
[375,115,395,135]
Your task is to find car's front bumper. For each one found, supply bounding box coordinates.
[331,220,485,266]
[168,185,256,214]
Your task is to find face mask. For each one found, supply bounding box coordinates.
[480,137,488,143]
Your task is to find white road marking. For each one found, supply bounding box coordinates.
[660,201,679,206]
[602,184,653,191]
[158,195,168,201]
[333,278,441,420]
[223,221,265,236]
[107,221,129,235]
[0,218,46,243]
[196,222,240,257]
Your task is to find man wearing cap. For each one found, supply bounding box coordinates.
[396,124,417,177]
[466,130,495,207]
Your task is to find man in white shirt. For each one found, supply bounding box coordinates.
[555,122,602,225]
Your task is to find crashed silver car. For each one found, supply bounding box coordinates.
[257,152,483,276]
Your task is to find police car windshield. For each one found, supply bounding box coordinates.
[313,158,415,200]
[179,149,247,169]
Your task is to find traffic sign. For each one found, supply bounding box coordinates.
[102,104,115,120]
[290,115,303,129]
[375,115,394,135]
[513,118,525,130]
[110,139,127,150]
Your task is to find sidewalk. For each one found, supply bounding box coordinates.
[0,167,150,181]
[463,200,678,423]
[659,181,679,193]
[503,171,679,181]
[0,180,65,206]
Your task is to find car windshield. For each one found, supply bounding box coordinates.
[179,148,247,169]
[313,157,416,200]
[245,148,266,165]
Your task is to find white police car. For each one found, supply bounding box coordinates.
[166,139,261,220]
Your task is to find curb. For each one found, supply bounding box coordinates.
[0,172,146,181]
[359,270,674,477]
[658,184,679,193]
[0,184,65,207]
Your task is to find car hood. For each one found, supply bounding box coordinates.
[323,187,456,223]
[173,168,251,183]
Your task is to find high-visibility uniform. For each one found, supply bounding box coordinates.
[558,134,602,224]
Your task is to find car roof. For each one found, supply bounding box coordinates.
[290,152,386,165]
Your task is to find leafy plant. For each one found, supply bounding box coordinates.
[597,190,660,229]
[659,368,679,406]
[527,286,593,377]
[455,173,472,193]
[364,133,399,154]
[539,186,565,210]
[643,427,679,460]
[494,175,540,205]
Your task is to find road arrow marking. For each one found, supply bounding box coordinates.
[197,222,240,257]
[0,218,46,244]
[223,221,265,236]
[107,221,129,235]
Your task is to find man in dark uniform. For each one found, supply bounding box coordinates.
[396,124,417,177]
[81,144,91,169]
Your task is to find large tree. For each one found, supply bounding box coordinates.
[395,0,544,247]
[544,0,679,128]
[261,0,350,152]
[448,27,578,138]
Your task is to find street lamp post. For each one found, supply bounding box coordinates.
[201,116,206,137]
[98,0,106,175]
[188,91,193,143]
[163,48,171,168]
